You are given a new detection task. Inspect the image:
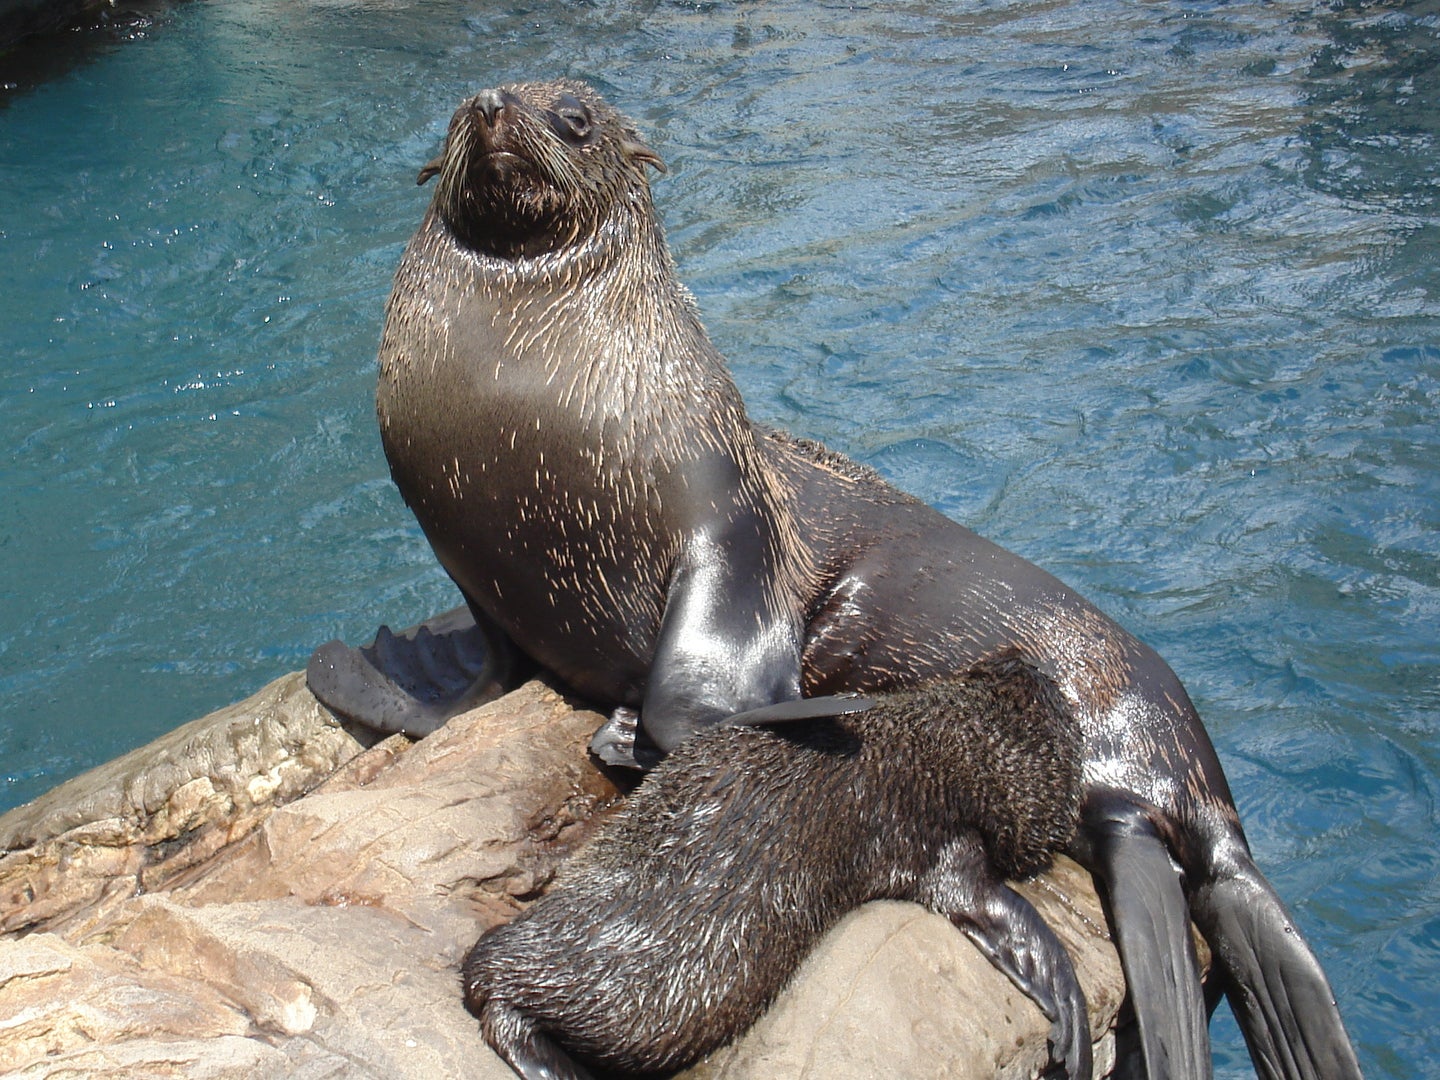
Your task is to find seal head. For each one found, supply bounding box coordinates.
[419,81,663,259]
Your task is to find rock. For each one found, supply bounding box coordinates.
[0,933,250,1072]
[0,672,366,939]
[0,0,109,54]
[0,673,1144,1078]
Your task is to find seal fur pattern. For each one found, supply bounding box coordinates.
[307,80,1364,1080]
[463,657,1088,1079]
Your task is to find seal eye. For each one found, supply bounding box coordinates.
[550,94,594,145]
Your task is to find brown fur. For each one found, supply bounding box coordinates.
[379,81,817,717]
[462,657,1081,1076]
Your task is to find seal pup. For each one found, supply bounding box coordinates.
[308,80,1363,1080]
[463,657,1089,1079]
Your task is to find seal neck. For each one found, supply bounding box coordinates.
[420,185,738,448]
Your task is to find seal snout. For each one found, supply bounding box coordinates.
[469,88,511,129]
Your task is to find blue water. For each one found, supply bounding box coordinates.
[2,1,1436,1075]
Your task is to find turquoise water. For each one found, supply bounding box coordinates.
[2,1,1436,1075]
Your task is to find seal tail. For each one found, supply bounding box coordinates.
[1192,858,1364,1080]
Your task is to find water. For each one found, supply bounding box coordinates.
[2,1,1436,1075]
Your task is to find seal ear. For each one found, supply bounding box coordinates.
[622,136,667,175]
[417,154,444,185]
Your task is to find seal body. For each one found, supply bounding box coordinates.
[372,82,808,749]
[307,81,1363,1080]
[463,657,1088,1079]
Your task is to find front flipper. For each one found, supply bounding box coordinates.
[915,836,1091,1079]
[640,493,805,754]
[587,705,657,771]
[724,694,876,727]
[1087,797,1211,1080]
[306,604,517,738]
[1192,854,1362,1080]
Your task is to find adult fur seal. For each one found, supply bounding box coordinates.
[307,80,1363,1079]
[464,657,1088,1080]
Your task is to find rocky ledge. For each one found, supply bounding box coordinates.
[0,673,1141,1078]
[0,0,106,51]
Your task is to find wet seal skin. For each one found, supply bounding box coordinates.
[464,657,1088,1079]
[307,80,1364,1080]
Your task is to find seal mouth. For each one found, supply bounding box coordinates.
[464,148,540,193]
[475,149,524,167]
[434,105,530,195]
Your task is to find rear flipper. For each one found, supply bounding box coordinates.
[1192,855,1362,1080]
[916,837,1091,1079]
[478,998,593,1080]
[306,604,517,738]
[1087,798,1211,1080]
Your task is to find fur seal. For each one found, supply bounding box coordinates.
[463,656,1089,1079]
[307,80,1363,1079]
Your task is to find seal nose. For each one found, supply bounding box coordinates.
[473,88,507,127]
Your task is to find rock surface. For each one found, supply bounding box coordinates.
[0,0,107,51]
[0,673,1138,1078]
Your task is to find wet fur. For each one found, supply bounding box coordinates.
[463,658,1081,1077]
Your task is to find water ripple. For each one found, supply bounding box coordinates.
[1,2,1436,1074]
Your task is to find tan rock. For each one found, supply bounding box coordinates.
[109,896,503,1074]
[0,673,1143,1078]
[0,933,249,1072]
[0,672,365,937]
[1,1036,301,1079]
[172,681,617,933]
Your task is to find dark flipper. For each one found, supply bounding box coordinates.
[915,837,1091,1079]
[588,692,876,772]
[1088,798,1211,1080]
[587,705,657,771]
[638,500,805,754]
[478,999,593,1080]
[1192,857,1363,1080]
[306,604,517,738]
[724,694,876,727]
